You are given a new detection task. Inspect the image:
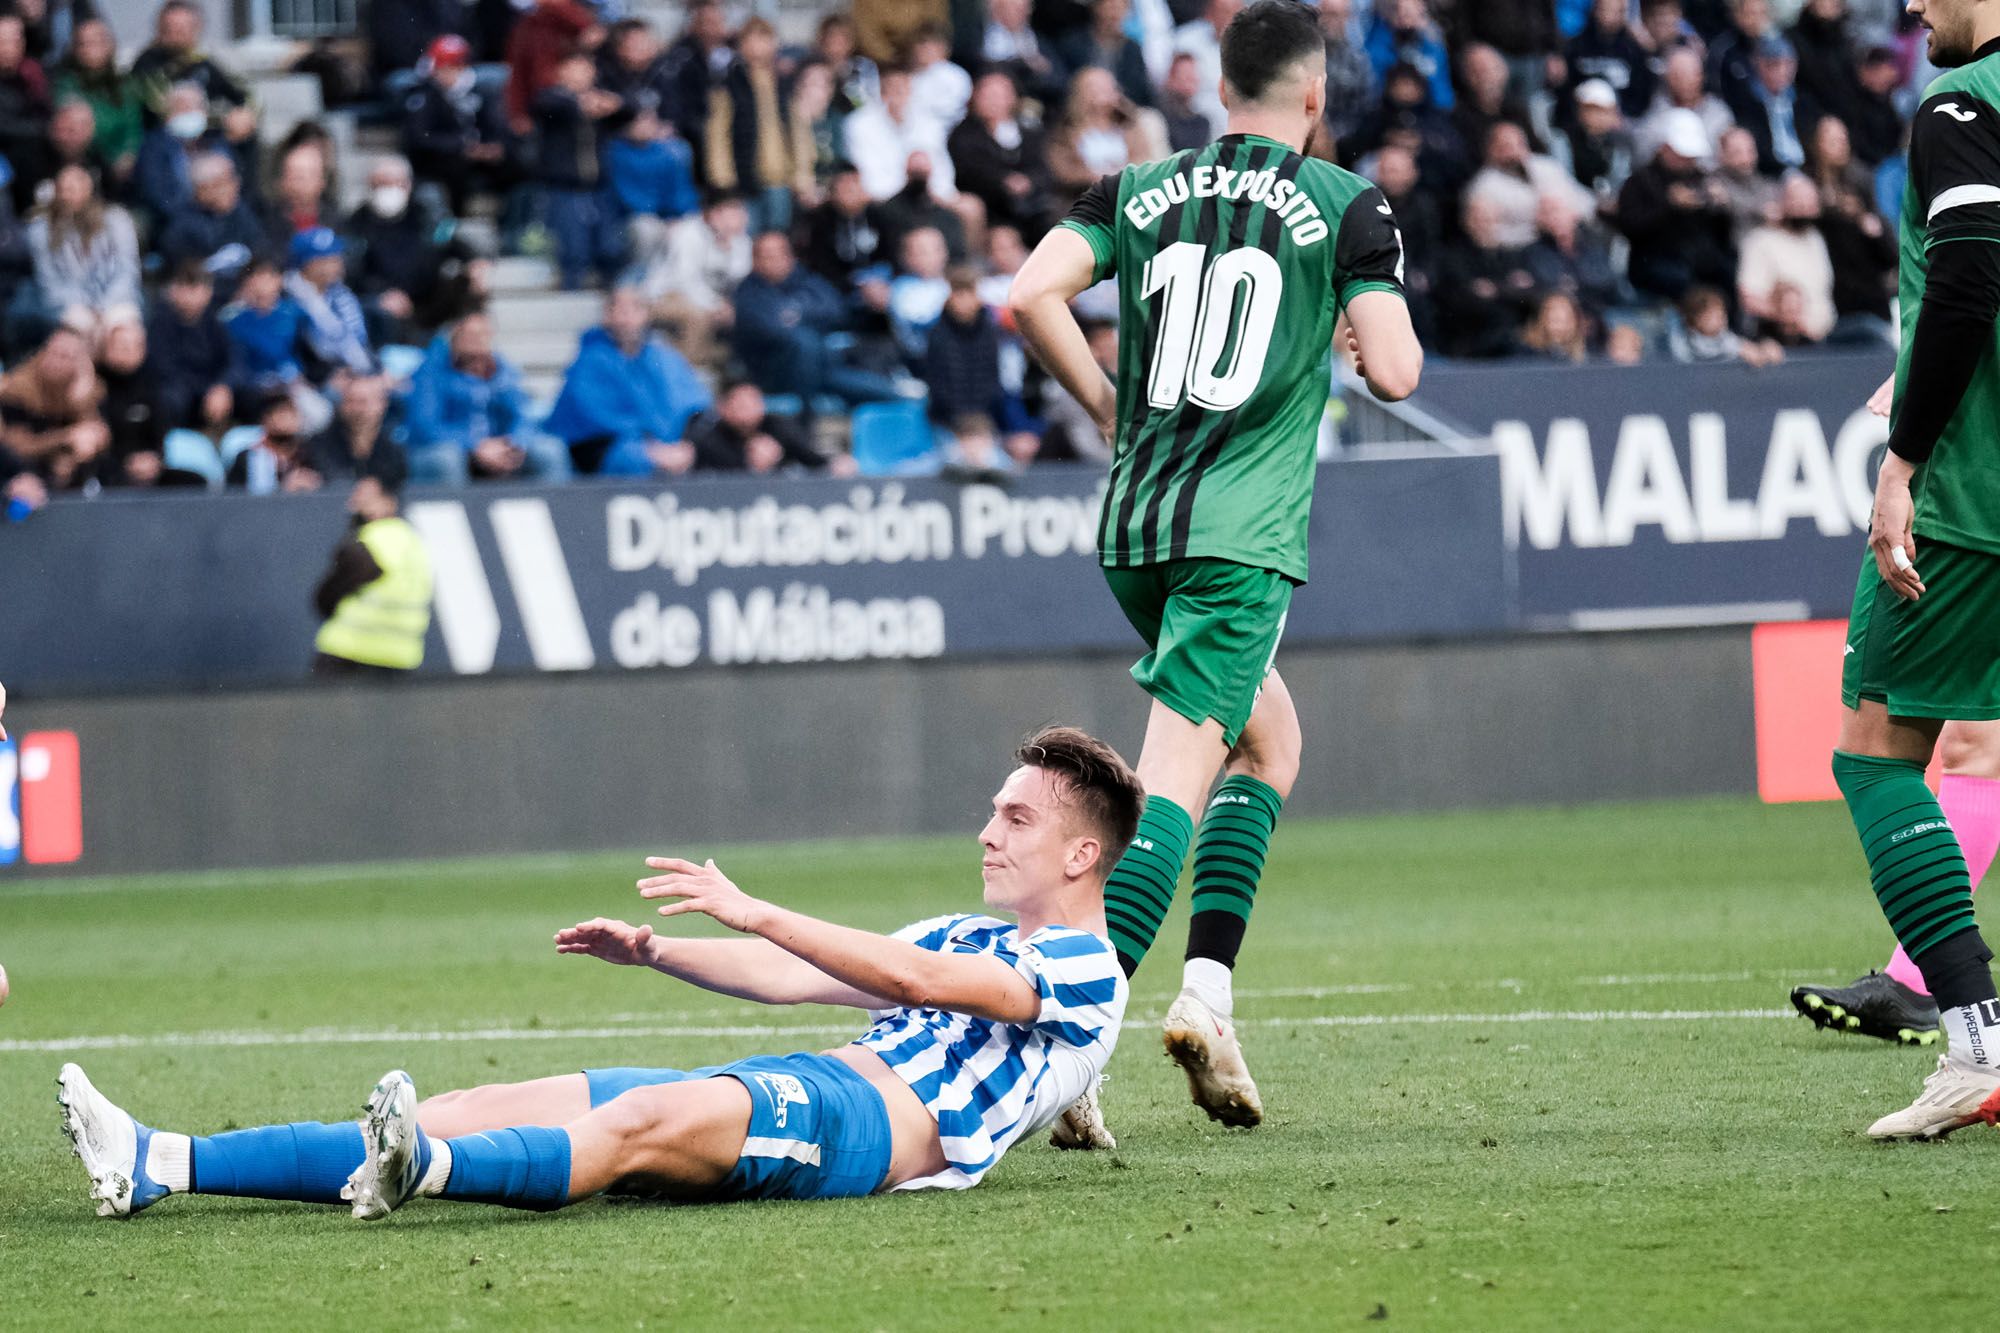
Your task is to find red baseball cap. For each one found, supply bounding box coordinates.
[426,35,472,68]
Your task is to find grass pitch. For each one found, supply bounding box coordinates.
[1,796,1993,1330]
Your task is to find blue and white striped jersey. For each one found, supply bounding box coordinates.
[854,913,1128,1190]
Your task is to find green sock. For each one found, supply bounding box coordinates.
[1103,795,1194,977]
[1185,774,1283,970]
[1834,750,1978,958]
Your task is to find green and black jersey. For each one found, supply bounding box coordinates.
[1057,132,1405,583]
[1896,50,2000,554]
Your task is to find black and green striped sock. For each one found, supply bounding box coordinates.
[1185,774,1283,970]
[1103,795,1193,978]
[1834,750,1987,985]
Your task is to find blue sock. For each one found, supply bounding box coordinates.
[440,1127,573,1210]
[189,1122,365,1205]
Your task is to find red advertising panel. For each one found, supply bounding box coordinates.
[20,729,81,864]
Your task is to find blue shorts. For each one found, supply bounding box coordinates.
[583,1052,894,1201]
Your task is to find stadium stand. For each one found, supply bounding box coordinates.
[0,0,1934,516]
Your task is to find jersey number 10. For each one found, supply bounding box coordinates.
[1140,241,1283,413]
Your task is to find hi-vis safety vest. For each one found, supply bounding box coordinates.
[315,517,434,670]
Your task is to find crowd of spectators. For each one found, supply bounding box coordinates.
[0,0,1946,513]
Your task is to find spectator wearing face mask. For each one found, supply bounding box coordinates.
[133,80,228,222]
[343,155,473,346]
[405,312,569,484]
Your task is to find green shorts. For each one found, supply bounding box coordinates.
[1841,541,2000,720]
[1102,558,1294,747]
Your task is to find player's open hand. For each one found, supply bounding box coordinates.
[1869,452,1924,601]
[0,678,8,741]
[1866,373,1894,419]
[554,917,658,966]
[637,857,765,933]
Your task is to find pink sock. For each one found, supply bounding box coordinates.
[1884,774,2000,995]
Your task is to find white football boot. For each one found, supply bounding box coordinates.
[1049,1079,1117,1150]
[344,1069,424,1219]
[57,1063,169,1217]
[1162,989,1264,1127]
[1866,1054,2000,1141]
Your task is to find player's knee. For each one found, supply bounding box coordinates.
[590,1085,687,1155]
[1233,744,1299,801]
[415,1086,478,1136]
[1941,721,2000,779]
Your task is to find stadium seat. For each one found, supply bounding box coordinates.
[217,426,264,471]
[849,401,939,476]
[163,430,225,489]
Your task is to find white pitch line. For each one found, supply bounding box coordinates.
[0,1008,1796,1055]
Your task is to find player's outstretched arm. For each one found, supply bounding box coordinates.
[1009,228,1117,440]
[554,916,892,1010]
[1341,290,1423,402]
[638,856,1043,1025]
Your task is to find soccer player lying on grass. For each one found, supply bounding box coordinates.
[57,727,1137,1218]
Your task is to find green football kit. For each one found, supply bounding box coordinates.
[1055,133,1408,980]
[1832,43,2000,1059]
[1843,51,2000,720]
[1058,133,1406,745]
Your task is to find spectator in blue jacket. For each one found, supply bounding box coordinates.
[405,311,569,484]
[222,255,331,432]
[152,151,262,296]
[608,106,698,225]
[543,286,710,476]
[732,231,907,407]
[1364,0,1454,111]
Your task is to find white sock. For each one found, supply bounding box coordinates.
[146,1130,191,1192]
[417,1138,453,1197]
[1942,999,2000,1068]
[1182,957,1234,1020]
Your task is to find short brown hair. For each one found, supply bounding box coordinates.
[1015,726,1144,869]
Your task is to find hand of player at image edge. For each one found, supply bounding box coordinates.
[1867,373,1895,419]
[0,678,7,741]
[1869,451,1925,602]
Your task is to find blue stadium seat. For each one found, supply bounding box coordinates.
[849,401,939,476]
[217,426,263,471]
[163,429,225,489]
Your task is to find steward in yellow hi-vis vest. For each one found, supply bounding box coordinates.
[312,478,433,676]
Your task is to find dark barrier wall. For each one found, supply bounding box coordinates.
[1414,352,1889,628]
[0,628,1753,877]
[0,456,1509,695]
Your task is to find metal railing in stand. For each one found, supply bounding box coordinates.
[1330,369,1489,455]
